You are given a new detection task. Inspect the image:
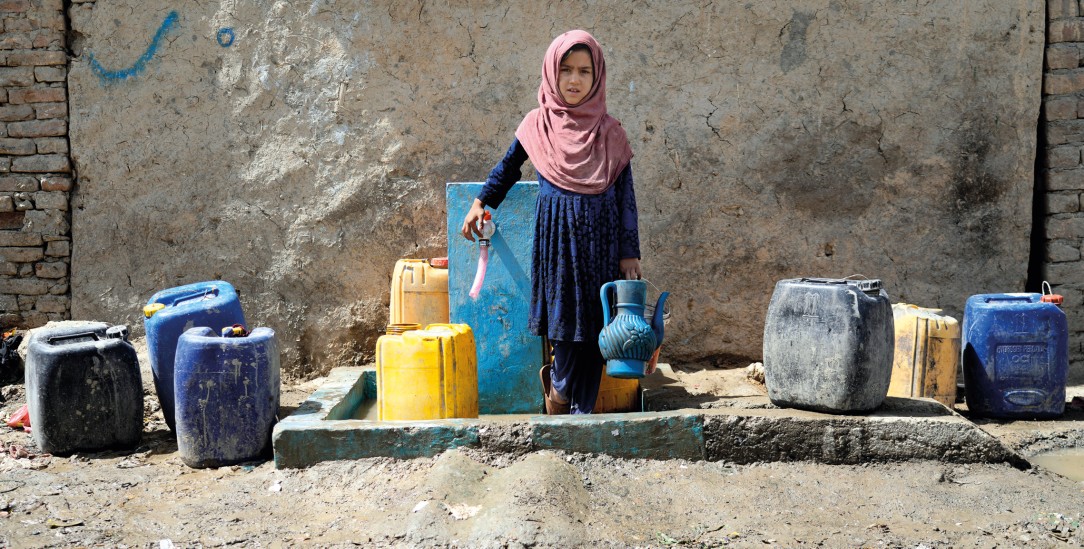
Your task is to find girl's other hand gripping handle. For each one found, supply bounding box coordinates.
[620,258,641,280]
[461,199,486,242]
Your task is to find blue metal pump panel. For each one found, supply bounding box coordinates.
[447,182,543,414]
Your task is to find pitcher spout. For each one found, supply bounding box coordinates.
[651,291,669,347]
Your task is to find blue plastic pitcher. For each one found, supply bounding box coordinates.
[598,280,669,379]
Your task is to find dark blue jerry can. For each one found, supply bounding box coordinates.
[963,293,1068,419]
[144,281,245,431]
[174,326,280,468]
[26,322,142,455]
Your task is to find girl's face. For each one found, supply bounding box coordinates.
[558,49,593,106]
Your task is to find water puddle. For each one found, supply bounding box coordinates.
[1030,448,1084,481]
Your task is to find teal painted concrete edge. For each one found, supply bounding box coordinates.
[273,367,709,468]
[532,412,705,460]
[273,368,479,467]
[272,367,1024,469]
[325,369,374,420]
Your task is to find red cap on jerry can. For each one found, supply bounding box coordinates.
[429,257,448,268]
[1041,281,1064,306]
[1041,293,1064,306]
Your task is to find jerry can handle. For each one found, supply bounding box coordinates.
[169,286,221,306]
[600,281,616,326]
[840,274,881,293]
[798,277,846,285]
[47,331,101,345]
[798,276,881,293]
[984,295,1034,303]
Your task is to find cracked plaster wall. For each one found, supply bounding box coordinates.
[67,1,1043,375]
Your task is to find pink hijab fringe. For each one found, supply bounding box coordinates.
[515,30,633,195]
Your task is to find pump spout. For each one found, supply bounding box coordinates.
[468,211,495,299]
[468,245,489,299]
[650,291,669,347]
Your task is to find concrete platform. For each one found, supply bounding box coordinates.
[272,366,1024,469]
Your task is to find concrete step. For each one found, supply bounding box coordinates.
[272,366,1024,469]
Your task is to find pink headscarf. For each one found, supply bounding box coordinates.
[515,30,633,195]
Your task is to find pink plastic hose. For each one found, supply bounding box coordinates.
[468,245,489,299]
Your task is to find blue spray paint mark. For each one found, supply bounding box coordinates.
[216,27,235,48]
[88,11,180,82]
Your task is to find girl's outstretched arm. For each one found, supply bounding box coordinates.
[461,139,529,241]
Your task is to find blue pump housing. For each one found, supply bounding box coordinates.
[447,182,544,414]
[962,293,1068,419]
[174,326,280,468]
[144,281,245,431]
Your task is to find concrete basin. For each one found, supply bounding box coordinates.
[272,366,1023,469]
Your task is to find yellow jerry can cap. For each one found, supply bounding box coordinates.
[385,323,421,335]
[143,303,166,318]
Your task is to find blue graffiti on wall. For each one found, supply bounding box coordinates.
[87,11,180,81]
[216,28,235,47]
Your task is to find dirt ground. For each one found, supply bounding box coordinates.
[1,341,1083,547]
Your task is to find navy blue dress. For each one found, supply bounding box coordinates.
[478,139,641,343]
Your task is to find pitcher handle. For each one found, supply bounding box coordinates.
[600,281,616,326]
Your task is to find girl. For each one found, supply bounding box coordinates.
[460,30,642,415]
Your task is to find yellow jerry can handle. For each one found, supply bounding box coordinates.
[143,303,165,318]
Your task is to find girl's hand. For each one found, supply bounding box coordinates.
[461,199,486,241]
[645,350,659,376]
[619,258,641,280]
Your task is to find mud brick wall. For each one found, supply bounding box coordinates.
[1044,0,1084,374]
[0,0,71,328]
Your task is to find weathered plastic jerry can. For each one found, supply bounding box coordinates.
[889,304,960,407]
[26,322,142,454]
[144,281,245,431]
[594,373,640,413]
[376,323,478,420]
[390,258,450,327]
[963,292,1068,418]
[174,326,280,468]
[763,278,895,413]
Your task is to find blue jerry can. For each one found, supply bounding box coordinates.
[26,322,142,455]
[143,281,245,431]
[963,293,1068,419]
[174,326,280,468]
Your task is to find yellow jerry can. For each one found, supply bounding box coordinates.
[376,323,478,420]
[389,258,449,327]
[889,304,960,407]
[594,372,640,413]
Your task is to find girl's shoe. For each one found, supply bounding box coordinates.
[540,364,570,415]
